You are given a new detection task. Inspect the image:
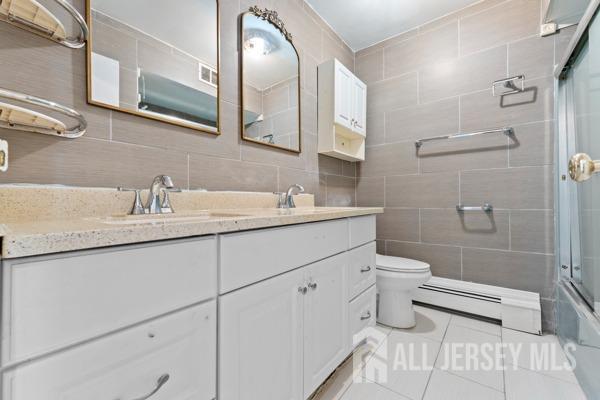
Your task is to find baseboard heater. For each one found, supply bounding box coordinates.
[414,277,542,335]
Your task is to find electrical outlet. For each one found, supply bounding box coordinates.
[0,139,7,172]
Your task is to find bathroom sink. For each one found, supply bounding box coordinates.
[95,211,248,225]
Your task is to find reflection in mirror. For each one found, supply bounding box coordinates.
[241,7,301,153]
[87,0,219,134]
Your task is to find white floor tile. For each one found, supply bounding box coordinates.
[423,369,504,400]
[392,305,451,342]
[502,328,578,384]
[435,324,504,391]
[505,364,587,400]
[364,330,440,400]
[341,381,411,400]
[450,314,501,336]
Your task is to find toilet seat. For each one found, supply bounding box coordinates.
[376,254,430,273]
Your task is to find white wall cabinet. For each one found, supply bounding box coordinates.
[318,59,367,161]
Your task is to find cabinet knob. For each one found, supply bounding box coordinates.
[298,286,308,295]
[360,266,371,273]
[360,311,371,321]
[308,282,317,290]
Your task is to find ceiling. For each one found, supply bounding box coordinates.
[305,0,481,51]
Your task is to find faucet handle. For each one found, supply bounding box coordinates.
[274,192,286,208]
[160,188,181,214]
[118,187,145,215]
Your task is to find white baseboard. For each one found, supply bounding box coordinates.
[414,277,542,335]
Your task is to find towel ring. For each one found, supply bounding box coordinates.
[0,87,87,138]
[0,0,88,48]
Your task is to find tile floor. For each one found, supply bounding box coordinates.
[313,305,587,400]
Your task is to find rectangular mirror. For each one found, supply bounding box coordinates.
[86,0,219,134]
[240,7,301,153]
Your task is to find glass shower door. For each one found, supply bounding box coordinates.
[568,10,600,313]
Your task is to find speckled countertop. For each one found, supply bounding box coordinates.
[0,186,382,259]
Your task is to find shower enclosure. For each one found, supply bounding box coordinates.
[556,1,600,397]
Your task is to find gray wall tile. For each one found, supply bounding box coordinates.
[461,166,554,209]
[355,49,384,84]
[419,45,507,103]
[459,0,540,55]
[421,209,510,249]
[359,143,418,177]
[189,155,278,192]
[386,172,459,208]
[509,35,555,80]
[386,240,462,280]
[462,248,556,298]
[369,72,419,112]
[509,121,554,167]
[377,208,420,242]
[460,76,554,132]
[510,210,555,254]
[356,176,385,207]
[384,22,458,78]
[326,175,356,206]
[386,97,459,143]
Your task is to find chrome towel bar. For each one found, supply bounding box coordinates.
[0,0,88,48]
[415,127,514,148]
[0,87,87,138]
[456,204,493,212]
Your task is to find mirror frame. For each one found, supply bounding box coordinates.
[239,6,301,153]
[85,0,221,135]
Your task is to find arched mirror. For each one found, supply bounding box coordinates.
[240,6,301,153]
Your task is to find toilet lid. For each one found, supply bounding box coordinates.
[376,254,430,273]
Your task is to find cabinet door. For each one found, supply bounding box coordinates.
[303,253,349,397]
[219,268,305,400]
[334,62,354,130]
[352,78,367,136]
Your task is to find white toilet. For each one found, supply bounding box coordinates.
[376,254,432,328]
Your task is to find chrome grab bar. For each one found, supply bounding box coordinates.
[0,87,87,138]
[415,127,514,148]
[456,204,493,213]
[0,0,88,48]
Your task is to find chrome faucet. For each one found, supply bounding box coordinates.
[146,175,174,214]
[276,184,305,208]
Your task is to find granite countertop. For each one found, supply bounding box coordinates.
[0,206,382,259]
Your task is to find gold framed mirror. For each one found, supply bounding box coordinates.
[240,6,301,153]
[86,0,220,134]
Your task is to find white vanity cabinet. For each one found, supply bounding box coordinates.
[318,58,367,161]
[219,216,377,400]
[0,214,378,400]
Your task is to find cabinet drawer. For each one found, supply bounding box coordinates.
[2,237,217,366]
[349,285,376,347]
[349,215,376,248]
[220,219,348,293]
[2,301,217,400]
[347,242,376,300]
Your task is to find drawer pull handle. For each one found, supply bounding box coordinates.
[360,266,371,273]
[360,311,371,321]
[308,282,318,290]
[298,286,308,295]
[123,373,170,400]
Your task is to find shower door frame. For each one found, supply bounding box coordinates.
[556,0,600,315]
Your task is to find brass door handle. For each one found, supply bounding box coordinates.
[569,153,600,182]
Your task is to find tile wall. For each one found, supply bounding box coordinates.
[355,0,576,332]
[0,0,356,206]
